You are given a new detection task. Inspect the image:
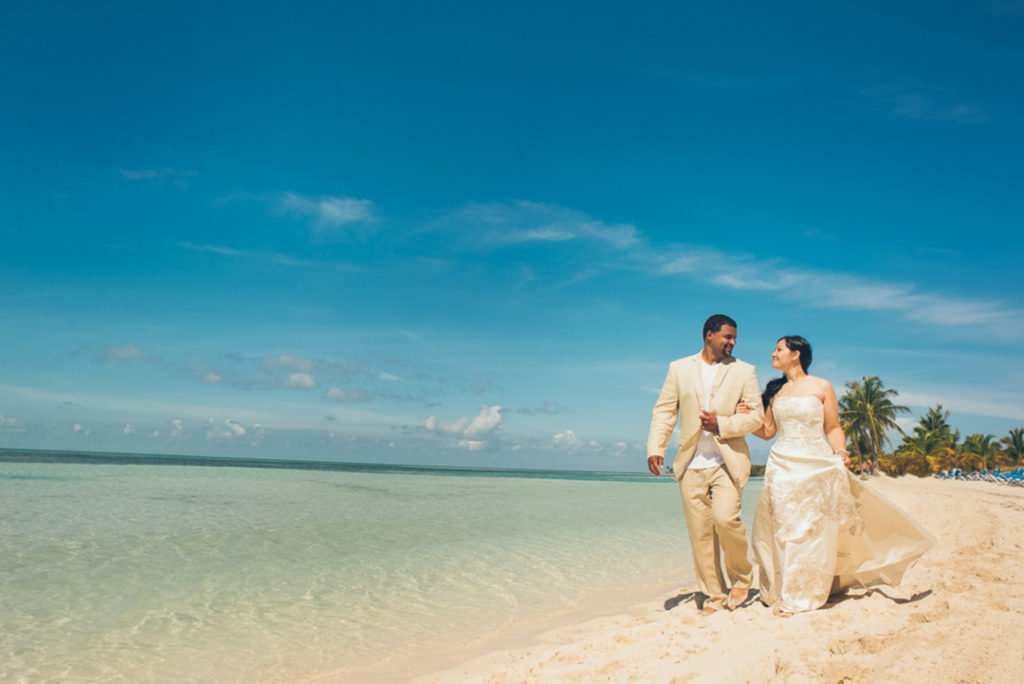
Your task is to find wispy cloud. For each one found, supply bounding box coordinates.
[437,200,641,251]
[432,199,1023,338]
[281,191,375,235]
[648,246,1024,339]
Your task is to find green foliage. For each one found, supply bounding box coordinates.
[839,376,911,472]
[853,398,1024,476]
[1002,427,1024,464]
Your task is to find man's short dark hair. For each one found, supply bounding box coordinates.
[703,314,737,338]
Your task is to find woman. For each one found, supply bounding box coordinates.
[737,336,935,616]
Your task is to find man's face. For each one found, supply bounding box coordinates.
[705,325,737,360]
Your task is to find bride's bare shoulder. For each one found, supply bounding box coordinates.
[806,375,835,400]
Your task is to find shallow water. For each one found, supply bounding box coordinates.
[0,453,761,682]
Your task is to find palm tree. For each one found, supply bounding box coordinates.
[839,376,911,472]
[1002,427,1024,465]
[962,433,998,472]
[896,405,959,475]
[917,405,952,435]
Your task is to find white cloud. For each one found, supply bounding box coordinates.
[426,404,504,450]
[123,423,135,435]
[285,372,316,389]
[206,418,248,441]
[200,418,263,446]
[463,405,503,437]
[170,418,184,438]
[439,417,469,434]
[281,191,374,231]
[73,423,88,435]
[554,429,584,450]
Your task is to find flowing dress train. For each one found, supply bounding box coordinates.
[751,395,936,614]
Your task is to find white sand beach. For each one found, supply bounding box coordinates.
[412,476,1024,683]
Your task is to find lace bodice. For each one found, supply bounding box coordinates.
[773,395,831,454]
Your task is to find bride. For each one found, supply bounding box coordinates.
[737,336,935,616]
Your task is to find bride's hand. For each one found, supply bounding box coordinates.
[735,399,753,414]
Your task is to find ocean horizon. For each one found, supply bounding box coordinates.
[0,448,761,682]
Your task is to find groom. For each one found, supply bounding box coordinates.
[647,314,764,615]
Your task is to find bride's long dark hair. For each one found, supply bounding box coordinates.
[762,335,813,407]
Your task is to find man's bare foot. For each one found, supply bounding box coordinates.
[727,587,749,610]
[699,606,718,617]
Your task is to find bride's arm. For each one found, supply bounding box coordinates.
[821,380,850,466]
[736,399,776,440]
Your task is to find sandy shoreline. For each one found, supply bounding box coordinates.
[405,476,1024,683]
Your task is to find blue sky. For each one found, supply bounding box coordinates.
[2,1,1023,470]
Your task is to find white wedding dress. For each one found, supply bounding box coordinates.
[751,395,936,614]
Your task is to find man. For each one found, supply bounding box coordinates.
[647,314,764,615]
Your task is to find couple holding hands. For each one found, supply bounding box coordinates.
[647,314,934,617]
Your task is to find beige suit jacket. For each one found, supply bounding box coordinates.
[647,353,764,487]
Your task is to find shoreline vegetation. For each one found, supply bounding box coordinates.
[837,375,1024,477]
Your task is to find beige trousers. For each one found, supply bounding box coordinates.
[680,465,753,608]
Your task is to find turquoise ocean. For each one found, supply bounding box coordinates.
[0,450,762,682]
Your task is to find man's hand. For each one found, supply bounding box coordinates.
[647,455,664,477]
[700,410,720,435]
